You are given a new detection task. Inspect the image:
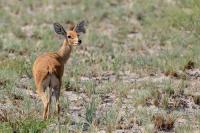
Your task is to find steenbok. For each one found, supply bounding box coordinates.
[32,21,86,120]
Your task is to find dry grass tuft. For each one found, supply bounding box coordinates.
[153,113,176,132]
[184,60,195,70]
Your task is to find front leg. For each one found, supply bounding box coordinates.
[50,75,61,118]
[55,87,61,119]
[47,87,52,119]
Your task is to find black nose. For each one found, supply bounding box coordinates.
[78,40,82,44]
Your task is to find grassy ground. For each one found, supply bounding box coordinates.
[0,0,200,132]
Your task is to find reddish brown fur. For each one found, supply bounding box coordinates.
[32,29,80,120]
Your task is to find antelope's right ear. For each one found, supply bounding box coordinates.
[53,23,66,36]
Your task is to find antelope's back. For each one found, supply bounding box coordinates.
[32,53,64,85]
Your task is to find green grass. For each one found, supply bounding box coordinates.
[0,116,49,133]
[85,96,99,124]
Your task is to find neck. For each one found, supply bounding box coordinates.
[57,39,72,64]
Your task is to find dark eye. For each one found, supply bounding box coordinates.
[67,35,71,38]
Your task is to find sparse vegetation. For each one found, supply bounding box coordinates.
[0,0,200,132]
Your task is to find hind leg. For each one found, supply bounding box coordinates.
[36,84,48,120]
[35,75,52,120]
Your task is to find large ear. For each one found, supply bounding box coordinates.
[74,20,87,33]
[53,23,66,36]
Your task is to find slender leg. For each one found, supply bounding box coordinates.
[50,75,61,118]
[36,84,48,120]
[47,87,52,119]
[54,87,61,133]
[50,75,61,133]
[55,88,60,118]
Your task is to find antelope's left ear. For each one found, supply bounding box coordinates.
[74,20,87,34]
[53,23,66,36]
